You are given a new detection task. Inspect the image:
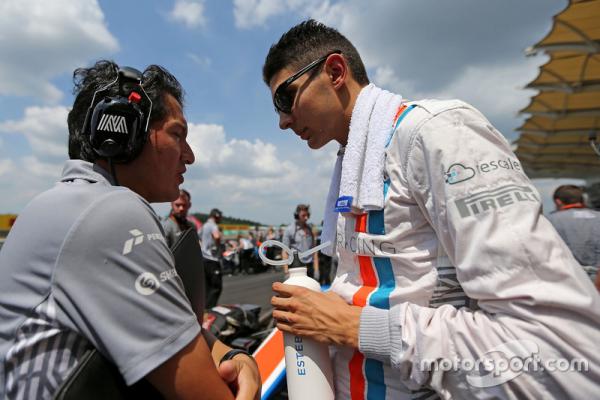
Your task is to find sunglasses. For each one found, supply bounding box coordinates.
[273,50,342,114]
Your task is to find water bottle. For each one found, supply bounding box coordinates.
[283,265,335,399]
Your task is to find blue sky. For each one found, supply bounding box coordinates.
[0,0,584,225]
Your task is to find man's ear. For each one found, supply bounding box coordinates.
[554,198,563,209]
[325,53,348,89]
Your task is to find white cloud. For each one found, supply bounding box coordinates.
[0,106,70,160]
[187,53,212,68]
[169,0,207,29]
[0,159,15,176]
[423,60,541,122]
[21,156,64,179]
[187,122,296,177]
[0,0,119,103]
[372,65,417,99]
[373,58,541,123]
[233,0,329,29]
[0,105,70,212]
[233,0,285,29]
[180,122,336,224]
[0,155,63,213]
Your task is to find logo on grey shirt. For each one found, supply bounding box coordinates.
[455,184,538,218]
[135,272,161,295]
[123,229,144,255]
[134,268,179,295]
[122,229,164,255]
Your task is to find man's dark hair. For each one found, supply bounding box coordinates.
[263,19,369,86]
[67,60,185,162]
[210,208,223,219]
[296,204,310,214]
[553,185,584,205]
[179,189,191,202]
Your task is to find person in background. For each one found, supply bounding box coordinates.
[239,232,256,274]
[282,204,319,278]
[263,19,599,398]
[0,60,259,399]
[265,226,278,263]
[200,208,224,308]
[547,184,600,290]
[163,188,196,247]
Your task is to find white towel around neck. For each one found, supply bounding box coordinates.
[321,84,402,256]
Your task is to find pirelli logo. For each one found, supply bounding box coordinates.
[97,114,128,134]
[454,184,538,218]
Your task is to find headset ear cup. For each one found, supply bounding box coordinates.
[99,138,121,158]
[84,66,149,163]
[89,97,145,162]
[294,212,299,220]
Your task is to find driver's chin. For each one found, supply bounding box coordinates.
[160,187,181,204]
[307,137,323,150]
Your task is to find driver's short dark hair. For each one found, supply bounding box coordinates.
[263,19,369,86]
[67,60,185,162]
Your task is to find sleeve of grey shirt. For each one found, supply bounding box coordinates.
[162,216,178,248]
[282,224,292,247]
[52,191,200,385]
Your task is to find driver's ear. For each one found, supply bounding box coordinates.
[325,54,347,88]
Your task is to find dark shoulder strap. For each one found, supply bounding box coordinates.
[171,227,205,318]
[53,349,162,400]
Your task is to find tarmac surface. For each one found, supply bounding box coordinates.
[218,269,286,316]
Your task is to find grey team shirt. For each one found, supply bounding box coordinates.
[200,218,219,261]
[282,222,314,264]
[0,160,200,399]
[547,208,600,269]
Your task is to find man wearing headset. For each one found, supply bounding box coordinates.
[282,204,319,277]
[264,20,599,398]
[0,60,259,400]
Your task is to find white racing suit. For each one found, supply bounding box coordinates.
[331,99,600,399]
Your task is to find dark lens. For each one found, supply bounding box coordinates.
[274,86,292,114]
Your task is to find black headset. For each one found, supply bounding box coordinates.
[210,208,223,219]
[294,204,310,220]
[82,66,153,163]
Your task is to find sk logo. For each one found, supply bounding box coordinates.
[135,272,161,295]
[445,163,475,185]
